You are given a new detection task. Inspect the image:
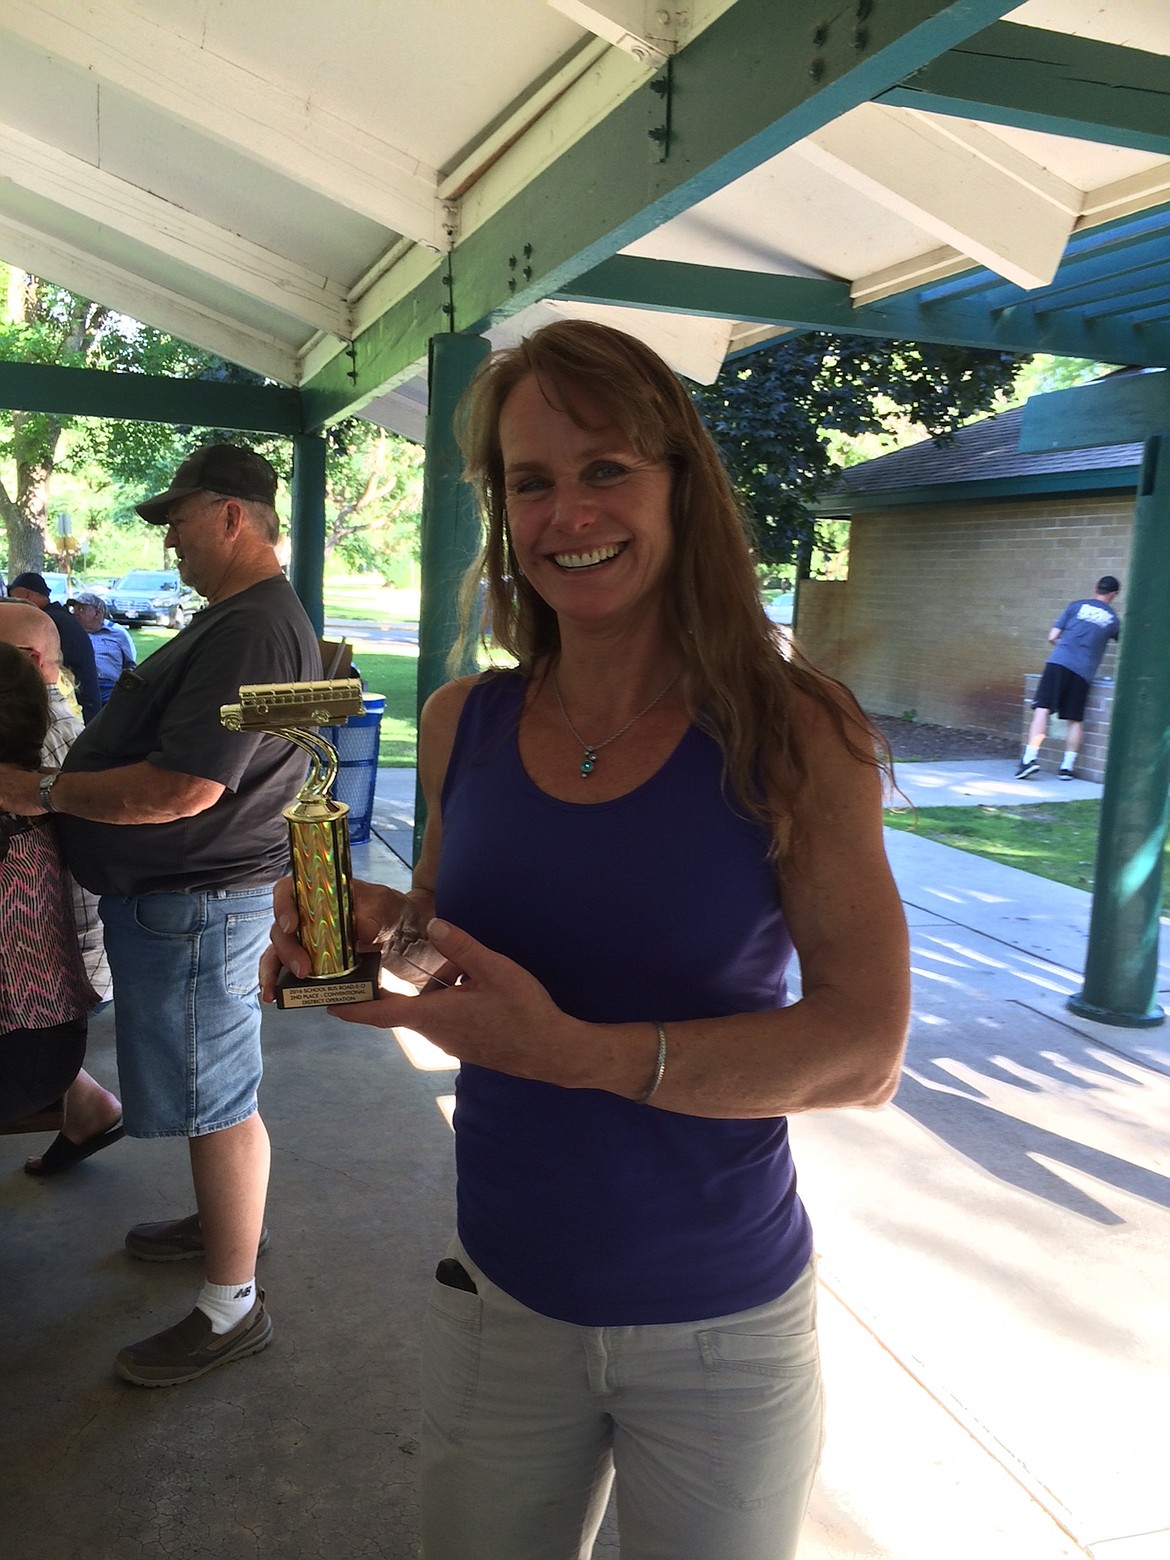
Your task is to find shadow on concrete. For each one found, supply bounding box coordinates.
[893,1069,1170,1224]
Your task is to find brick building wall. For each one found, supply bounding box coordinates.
[796,493,1132,740]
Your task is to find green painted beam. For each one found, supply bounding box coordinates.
[413,331,491,862]
[301,0,1019,428]
[1020,373,1170,452]
[554,256,1170,366]
[880,22,1170,156]
[558,260,850,328]
[300,269,449,434]
[289,433,328,635]
[0,360,304,432]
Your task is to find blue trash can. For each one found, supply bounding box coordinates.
[321,693,385,844]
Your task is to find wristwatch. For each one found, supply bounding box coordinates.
[38,771,60,813]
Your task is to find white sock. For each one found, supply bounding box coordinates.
[1023,745,1040,762]
[196,1278,257,1334]
[1062,750,1077,770]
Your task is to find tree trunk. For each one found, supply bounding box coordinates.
[2,277,105,575]
[2,478,45,574]
[9,409,62,575]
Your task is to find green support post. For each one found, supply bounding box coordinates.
[290,432,327,635]
[413,332,491,863]
[1068,434,1170,1028]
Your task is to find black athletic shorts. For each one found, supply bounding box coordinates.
[1033,662,1090,722]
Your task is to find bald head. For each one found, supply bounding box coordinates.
[0,599,62,682]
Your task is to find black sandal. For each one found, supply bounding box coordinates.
[24,1120,125,1176]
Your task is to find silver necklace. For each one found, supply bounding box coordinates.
[551,666,682,779]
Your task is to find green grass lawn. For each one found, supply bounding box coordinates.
[348,646,419,766]
[322,581,419,623]
[127,627,171,660]
[884,799,1170,913]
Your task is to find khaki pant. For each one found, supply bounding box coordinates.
[420,1238,824,1560]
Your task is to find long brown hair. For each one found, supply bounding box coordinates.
[0,640,50,770]
[454,319,884,854]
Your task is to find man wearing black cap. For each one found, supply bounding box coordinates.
[0,444,321,1386]
[7,571,102,723]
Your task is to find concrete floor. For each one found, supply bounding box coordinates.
[3,800,1168,1559]
[1,839,451,1560]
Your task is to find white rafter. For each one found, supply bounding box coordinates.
[545,0,683,66]
[798,102,1081,291]
[0,122,352,339]
[0,215,299,384]
[454,0,734,234]
[1,0,444,246]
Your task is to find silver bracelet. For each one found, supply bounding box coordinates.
[641,1023,667,1104]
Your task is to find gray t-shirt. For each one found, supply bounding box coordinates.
[1047,598,1120,684]
[59,575,322,896]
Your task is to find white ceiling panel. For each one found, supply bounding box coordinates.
[1010,0,1170,54]
[1,0,1169,413]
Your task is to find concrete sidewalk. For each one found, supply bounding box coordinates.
[2,775,1167,1558]
[795,828,1170,1560]
[888,756,1104,809]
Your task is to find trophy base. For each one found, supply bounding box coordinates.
[276,950,382,1010]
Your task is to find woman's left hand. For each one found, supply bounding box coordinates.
[330,917,598,1088]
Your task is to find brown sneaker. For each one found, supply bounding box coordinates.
[125,1213,270,1263]
[115,1291,273,1387]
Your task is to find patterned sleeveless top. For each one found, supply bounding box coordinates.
[0,814,95,1033]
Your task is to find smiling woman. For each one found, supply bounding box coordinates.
[497,373,675,640]
[262,318,910,1560]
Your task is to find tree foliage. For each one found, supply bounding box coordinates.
[315,419,425,582]
[691,333,1027,573]
[1,266,272,574]
[2,269,424,583]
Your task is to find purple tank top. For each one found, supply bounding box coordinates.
[436,672,812,1325]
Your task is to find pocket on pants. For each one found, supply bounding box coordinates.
[422,1275,484,1447]
[696,1282,823,1508]
[132,893,201,939]
[224,908,271,997]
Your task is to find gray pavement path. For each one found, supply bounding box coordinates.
[793,827,1170,1557]
[889,757,1104,809]
[324,616,418,651]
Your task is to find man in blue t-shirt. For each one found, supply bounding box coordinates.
[1016,575,1121,780]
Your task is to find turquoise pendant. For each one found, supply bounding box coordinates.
[580,749,597,778]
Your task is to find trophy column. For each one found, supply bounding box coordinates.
[222,680,381,1009]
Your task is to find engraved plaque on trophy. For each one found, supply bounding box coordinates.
[221,679,381,1008]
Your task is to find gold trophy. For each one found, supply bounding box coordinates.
[221,679,381,1008]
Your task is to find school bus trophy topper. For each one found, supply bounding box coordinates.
[221,679,380,1008]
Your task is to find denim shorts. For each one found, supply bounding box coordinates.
[99,888,273,1139]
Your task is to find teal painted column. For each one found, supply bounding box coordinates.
[413,332,491,861]
[1068,435,1170,1028]
[290,432,327,635]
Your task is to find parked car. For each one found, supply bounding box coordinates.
[40,571,83,603]
[106,569,200,629]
